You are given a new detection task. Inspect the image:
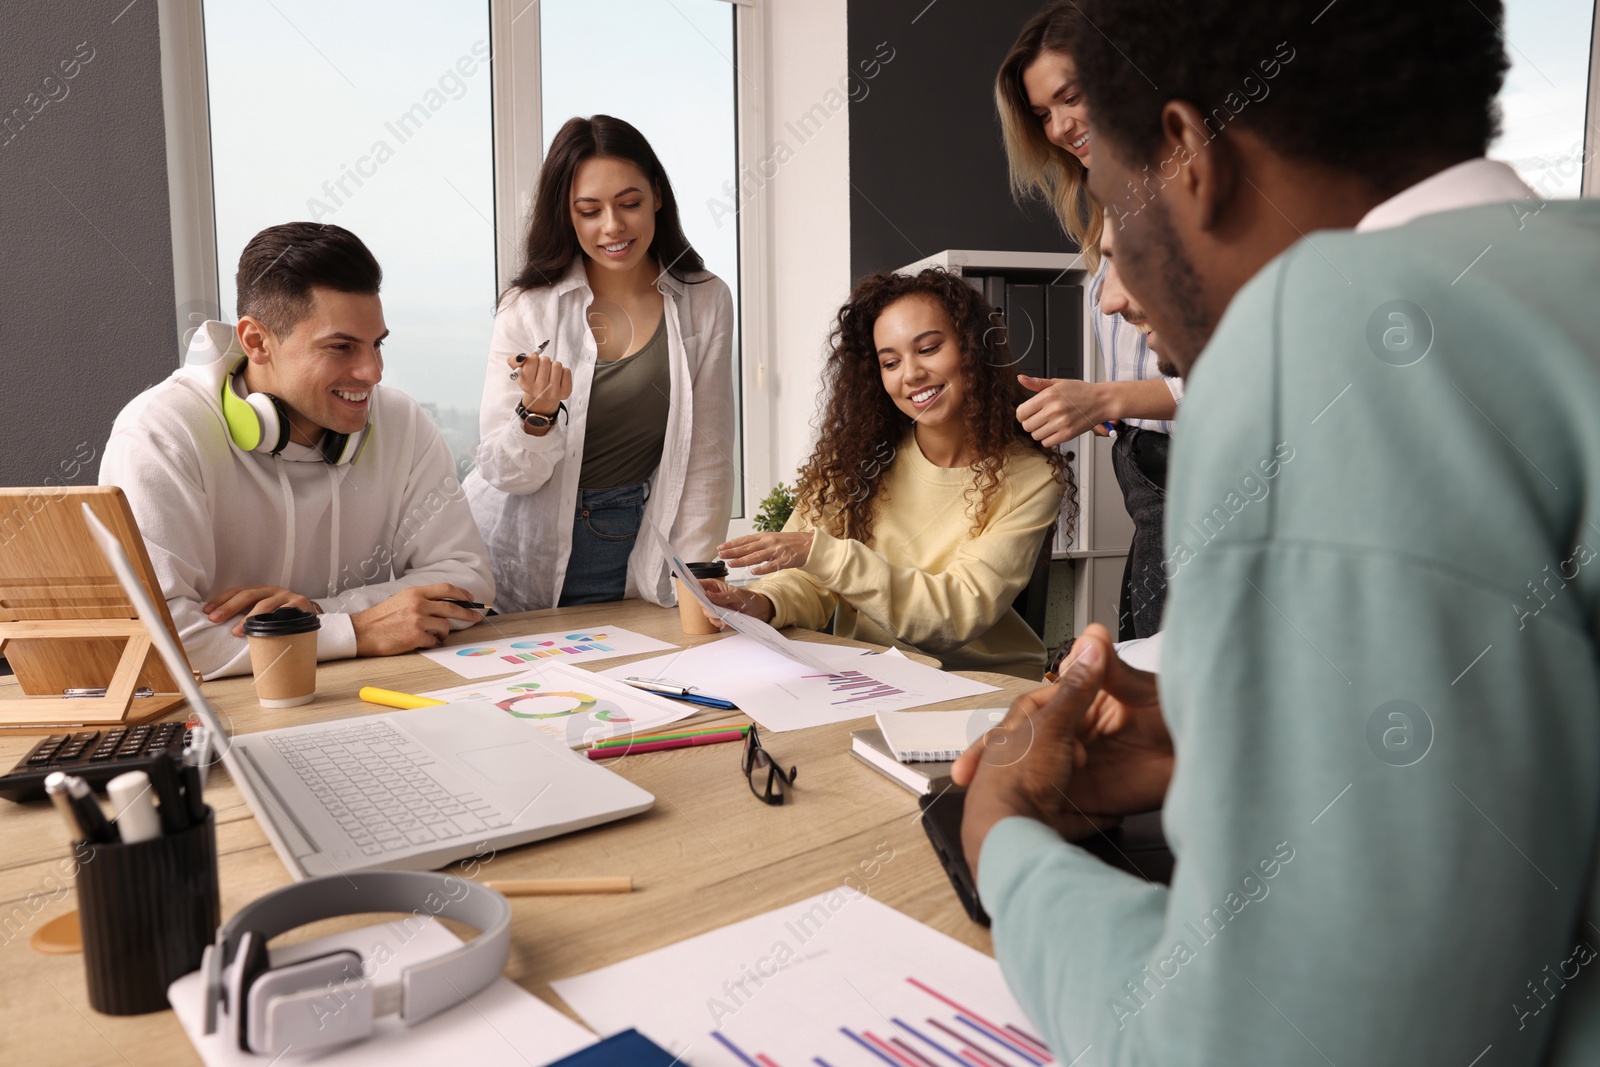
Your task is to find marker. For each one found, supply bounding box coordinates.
[106,771,163,844]
[181,755,207,824]
[147,753,189,833]
[63,774,119,844]
[585,730,745,759]
[359,686,447,710]
[508,338,551,380]
[440,598,492,612]
[44,772,83,843]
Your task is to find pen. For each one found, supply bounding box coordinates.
[44,772,82,843]
[483,876,632,896]
[508,338,551,381]
[359,686,447,710]
[591,724,751,749]
[586,730,745,759]
[147,753,189,834]
[623,679,736,709]
[107,770,163,844]
[440,598,493,612]
[63,774,119,844]
[624,677,693,696]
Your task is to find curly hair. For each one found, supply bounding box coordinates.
[994,3,1103,268]
[795,269,1076,543]
[1068,0,1508,196]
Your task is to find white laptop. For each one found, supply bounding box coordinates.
[85,506,654,880]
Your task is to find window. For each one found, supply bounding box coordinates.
[538,0,745,511]
[204,0,497,477]
[195,0,753,501]
[1493,0,1596,197]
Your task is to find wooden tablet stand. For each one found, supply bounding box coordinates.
[0,487,197,730]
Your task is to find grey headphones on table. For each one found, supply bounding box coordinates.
[200,871,511,1056]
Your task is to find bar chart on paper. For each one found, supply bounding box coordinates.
[804,669,905,706]
[421,626,676,679]
[551,893,1058,1067]
[710,975,1052,1067]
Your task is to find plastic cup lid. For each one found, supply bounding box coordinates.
[241,606,321,637]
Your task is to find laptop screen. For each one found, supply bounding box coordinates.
[83,505,234,756]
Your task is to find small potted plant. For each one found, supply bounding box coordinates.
[753,482,796,533]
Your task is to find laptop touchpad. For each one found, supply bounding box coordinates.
[458,742,556,787]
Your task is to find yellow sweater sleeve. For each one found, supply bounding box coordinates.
[758,449,1063,654]
[750,511,840,632]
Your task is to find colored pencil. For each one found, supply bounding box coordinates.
[592,723,751,749]
[586,731,746,759]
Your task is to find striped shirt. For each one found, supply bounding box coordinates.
[1087,258,1184,435]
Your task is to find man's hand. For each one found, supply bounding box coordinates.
[954,625,1173,881]
[205,586,321,637]
[697,578,775,626]
[716,532,814,575]
[1017,375,1107,447]
[351,583,484,656]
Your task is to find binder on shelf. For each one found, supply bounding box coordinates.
[1045,280,1084,381]
[1004,282,1045,379]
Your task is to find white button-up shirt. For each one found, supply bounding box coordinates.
[464,260,736,612]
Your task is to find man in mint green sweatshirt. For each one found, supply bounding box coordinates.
[955,1,1600,1063]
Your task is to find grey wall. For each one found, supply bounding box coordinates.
[847,0,1068,280]
[1,0,176,489]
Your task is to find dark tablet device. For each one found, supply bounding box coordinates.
[918,790,1176,926]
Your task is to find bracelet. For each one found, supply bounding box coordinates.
[516,400,568,429]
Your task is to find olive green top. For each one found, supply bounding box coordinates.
[578,316,671,489]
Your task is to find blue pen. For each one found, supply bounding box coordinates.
[623,678,737,710]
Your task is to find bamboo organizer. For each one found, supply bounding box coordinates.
[0,486,196,729]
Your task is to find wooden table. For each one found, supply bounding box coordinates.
[0,599,1033,1065]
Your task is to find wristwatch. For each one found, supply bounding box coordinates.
[516,400,568,429]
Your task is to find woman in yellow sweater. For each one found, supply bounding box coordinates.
[698,269,1073,678]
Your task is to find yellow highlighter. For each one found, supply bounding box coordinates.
[359,686,447,710]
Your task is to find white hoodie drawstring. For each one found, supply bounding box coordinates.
[275,461,295,588]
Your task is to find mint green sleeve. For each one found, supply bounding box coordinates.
[978,233,1600,1065]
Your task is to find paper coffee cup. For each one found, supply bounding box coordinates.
[241,607,321,708]
[676,562,728,636]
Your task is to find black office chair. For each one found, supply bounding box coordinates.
[1011,523,1056,640]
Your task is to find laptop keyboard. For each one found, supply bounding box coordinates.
[269,720,512,857]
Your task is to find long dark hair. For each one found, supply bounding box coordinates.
[503,115,706,300]
[796,269,1075,542]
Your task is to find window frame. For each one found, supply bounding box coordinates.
[158,0,774,520]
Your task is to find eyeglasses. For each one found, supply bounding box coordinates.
[742,725,797,805]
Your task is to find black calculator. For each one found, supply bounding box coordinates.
[0,721,191,802]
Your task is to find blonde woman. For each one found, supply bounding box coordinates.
[997,2,1182,638]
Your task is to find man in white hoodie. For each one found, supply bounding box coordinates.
[100,222,495,679]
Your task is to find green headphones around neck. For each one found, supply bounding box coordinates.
[218,355,370,466]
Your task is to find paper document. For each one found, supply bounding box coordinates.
[423,662,698,747]
[647,525,835,673]
[420,626,678,680]
[606,635,997,732]
[170,919,595,1067]
[552,890,1053,1067]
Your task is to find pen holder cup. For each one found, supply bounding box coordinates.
[74,807,220,1015]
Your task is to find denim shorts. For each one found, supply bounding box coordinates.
[558,482,648,606]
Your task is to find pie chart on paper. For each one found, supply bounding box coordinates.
[454,647,499,657]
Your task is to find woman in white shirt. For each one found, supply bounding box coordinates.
[464,115,735,612]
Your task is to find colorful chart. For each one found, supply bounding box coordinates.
[500,632,616,665]
[491,685,602,720]
[455,647,499,657]
[802,669,906,705]
[712,978,1051,1067]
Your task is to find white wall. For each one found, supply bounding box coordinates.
[762,0,853,490]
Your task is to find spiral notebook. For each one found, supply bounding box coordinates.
[873,708,1006,762]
